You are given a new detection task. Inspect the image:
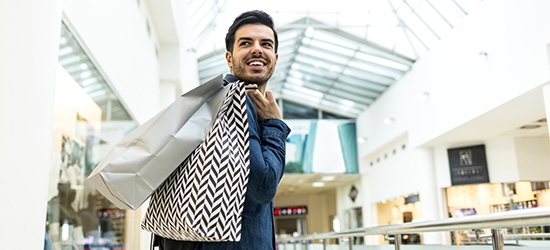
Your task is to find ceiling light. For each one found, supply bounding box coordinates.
[290,71,303,79]
[357,137,366,144]
[384,117,394,125]
[341,99,355,107]
[312,182,325,187]
[80,70,92,78]
[520,124,541,129]
[321,176,336,181]
[305,26,315,37]
[416,91,429,100]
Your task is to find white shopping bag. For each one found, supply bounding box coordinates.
[88,75,229,210]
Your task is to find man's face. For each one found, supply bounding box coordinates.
[226,24,278,86]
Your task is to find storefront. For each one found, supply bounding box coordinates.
[375,193,422,244]
[44,22,137,250]
[445,181,550,245]
[274,205,308,238]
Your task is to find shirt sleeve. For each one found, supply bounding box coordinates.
[245,99,291,204]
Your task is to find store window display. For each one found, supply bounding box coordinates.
[44,23,137,250]
[376,195,422,245]
[47,182,84,250]
[445,181,550,245]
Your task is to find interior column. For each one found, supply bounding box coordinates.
[415,147,445,244]
[0,1,63,249]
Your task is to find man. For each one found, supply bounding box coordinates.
[156,10,290,250]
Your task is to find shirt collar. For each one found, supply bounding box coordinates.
[223,73,239,85]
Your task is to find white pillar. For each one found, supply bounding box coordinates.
[415,147,445,244]
[361,173,379,245]
[179,0,200,92]
[170,0,200,92]
[543,84,550,138]
[545,42,550,140]
[0,1,63,249]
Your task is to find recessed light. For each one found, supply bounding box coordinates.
[312,182,325,187]
[416,92,430,100]
[357,137,366,144]
[384,118,394,125]
[321,176,335,181]
[520,125,541,129]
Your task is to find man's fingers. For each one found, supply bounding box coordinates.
[245,89,261,101]
[265,90,275,102]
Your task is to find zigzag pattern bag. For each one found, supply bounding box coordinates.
[141,80,250,242]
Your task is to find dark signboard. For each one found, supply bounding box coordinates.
[274,206,307,216]
[447,144,489,185]
[405,194,420,204]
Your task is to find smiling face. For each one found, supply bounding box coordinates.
[226,24,279,88]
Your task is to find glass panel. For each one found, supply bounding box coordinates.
[414,0,450,36]
[284,120,357,174]
[282,100,318,119]
[45,23,137,250]
[188,0,482,118]
[322,111,350,120]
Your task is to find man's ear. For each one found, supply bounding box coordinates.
[225,51,233,69]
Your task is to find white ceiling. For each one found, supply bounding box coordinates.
[422,85,549,148]
[276,173,361,197]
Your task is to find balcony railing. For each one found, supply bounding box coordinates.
[276,207,550,250]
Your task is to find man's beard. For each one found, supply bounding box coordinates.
[232,60,275,85]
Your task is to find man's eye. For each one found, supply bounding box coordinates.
[263,43,273,47]
[240,42,250,46]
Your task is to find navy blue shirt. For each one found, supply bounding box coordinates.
[166,74,291,250]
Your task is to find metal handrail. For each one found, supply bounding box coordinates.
[467,233,550,240]
[276,207,550,250]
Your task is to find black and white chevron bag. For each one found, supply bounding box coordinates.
[141,80,250,242]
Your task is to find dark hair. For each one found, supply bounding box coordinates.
[225,10,278,53]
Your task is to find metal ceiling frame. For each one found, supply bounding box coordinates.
[58,19,134,121]
[189,0,480,119]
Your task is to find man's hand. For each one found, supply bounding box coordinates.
[246,89,282,120]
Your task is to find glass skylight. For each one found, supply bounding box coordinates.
[188,0,482,118]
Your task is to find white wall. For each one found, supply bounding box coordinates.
[363,138,419,202]
[63,0,161,124]
[484,138,520,182]
[357,0,550,157]
[353,2,550,245]
[515,137,550,181]
[337,180,363,217]
[0,1,63,249]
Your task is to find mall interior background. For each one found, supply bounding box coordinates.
[2,0,550,249]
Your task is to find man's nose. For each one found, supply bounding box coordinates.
[250,42,262,55]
